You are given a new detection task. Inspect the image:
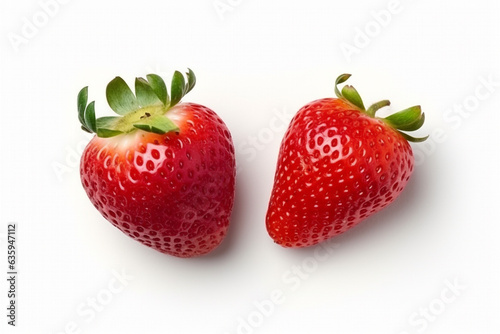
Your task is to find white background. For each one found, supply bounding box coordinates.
[1,0,499,333]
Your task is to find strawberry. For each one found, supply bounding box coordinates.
[266,74,427,248]
[77,69,235,258]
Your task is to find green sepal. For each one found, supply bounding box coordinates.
[96,116,121,129]
[398,131,429,143]
[106,77,140,115]
[77,86,95,133]
[81,125,92,133]
[135,77,162,107]
[170,71,186,107]
[341,85,365,110]
[84,101,97,133]
[96,128,124,138]
[384,106,427,142]
[146,74,169,106]
[384,106,425,131]
[186,68,196,94]
[77,86,88,126]
[95,117,125,138]
[133,114,179,134]
[335,73,351,99]
[400,112,425,131]
[395,112,425,132]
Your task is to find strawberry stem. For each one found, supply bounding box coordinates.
[366,100,390,117]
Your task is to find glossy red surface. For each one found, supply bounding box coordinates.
[80,103,236,257]
[266,98,414,248]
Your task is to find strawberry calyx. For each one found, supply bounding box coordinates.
[335,73,428,142]
[77,69,196,138]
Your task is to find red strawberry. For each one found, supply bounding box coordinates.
[266,74,427,248]
[78,69,235,258]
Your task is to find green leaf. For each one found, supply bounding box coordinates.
[335,73,351,98]
[341,85,365,110]
[96,116,121,129]
[96,128,124,138]
[186,68,196,94]
[146,74,169,106]
[77,86,88,126]
[170,71,186,107]
[384,106,427,142]
[133,114,179,134]
[84,101,97,133]
[135,78,161,107]
[81,125,92,133]
[384,106,423,130]
[106,77,140,115]
[398,131,429,143]
[397,113,426,132]
[96,116,124,137]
